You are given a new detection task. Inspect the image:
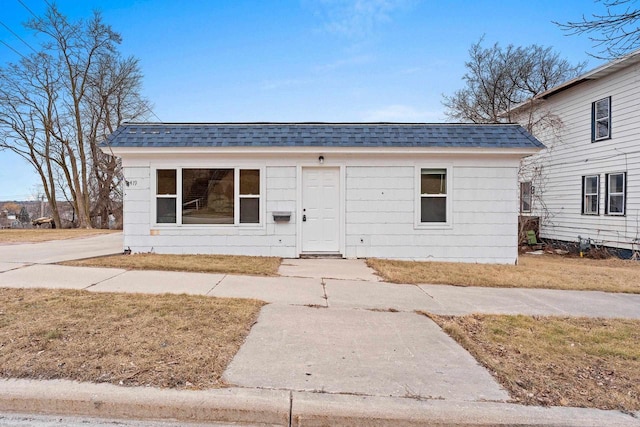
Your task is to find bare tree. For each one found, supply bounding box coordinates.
[0,5,150,228]
[556,0,640,59]
[442,38,586,133]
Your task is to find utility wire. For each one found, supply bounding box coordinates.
[0,20,38,53]
[149,109,163,122]
[16,0,38,19]
[0,39,26,59]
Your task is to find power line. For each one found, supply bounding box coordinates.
[0,39,26,59]
[0,20,38,53]
[150,109,163,122]
[16,0,38,19]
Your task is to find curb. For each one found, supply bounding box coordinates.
[291,392,640,426]
[0,379,289,426]
[1,379,639,427]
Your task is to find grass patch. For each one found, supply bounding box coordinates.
[426,313,640,411]
[368,254,640,293]
[0,229,117,244]
[0,288,264,389]
[63,253,282,276]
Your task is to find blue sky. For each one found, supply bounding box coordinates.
[1,0,604,200]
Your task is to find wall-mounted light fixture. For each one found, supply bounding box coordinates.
[319,155,325,164]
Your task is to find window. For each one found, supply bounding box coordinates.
[156,169,177,223]
[154,168,261,225]
[239,169,260,223]
[582,175,599,215]
[592,97,611,141]
[420,168,447,223]
[520,182,532,213]
[606,172,626,215]
[182,169,234,224]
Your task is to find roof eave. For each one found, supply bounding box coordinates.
[510,48,640,113]
[102,145,542,157]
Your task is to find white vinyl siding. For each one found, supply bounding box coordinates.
[520,61,639,249]
[122,154,522,264]
[345,162,518,263]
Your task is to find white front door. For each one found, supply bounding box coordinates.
[301,167,340,253]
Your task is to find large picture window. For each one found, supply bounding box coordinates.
[592,97,611,141]
[606,172,626,215]
[582,175,599,215]
[182,169,234,224]
[420,168,447,223]
[154,168,261,225]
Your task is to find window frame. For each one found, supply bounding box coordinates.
[605,172,626,216]
[155,169,177,224]
[414,165,453,229]
[592,97,611,142]
[581,175,600,216]
[151,166,265,227]
[520,181,532,214]
[237,169,261,224]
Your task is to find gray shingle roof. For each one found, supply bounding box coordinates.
[104,123,544,149]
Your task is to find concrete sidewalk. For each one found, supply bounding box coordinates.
[2,262,639,318]
[1,248,640,425]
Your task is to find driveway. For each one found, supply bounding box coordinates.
[0,232,123,264]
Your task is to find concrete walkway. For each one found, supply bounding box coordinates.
[2,262,639,318]
[1,237,639,425]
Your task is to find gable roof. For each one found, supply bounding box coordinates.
[537,48,640,100]
[104,123,544,149]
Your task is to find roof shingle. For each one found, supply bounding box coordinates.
[104,123,544,149]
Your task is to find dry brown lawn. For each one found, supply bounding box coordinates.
[0,288,264,389]
[427,313,640,411]
[369,254,640,293]
[64,253,282,276]
[0,229,117,244]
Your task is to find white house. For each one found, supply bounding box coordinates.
[516,49,640,253]
[104,123,543,264]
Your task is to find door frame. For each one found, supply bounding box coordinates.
[296,164,346,257]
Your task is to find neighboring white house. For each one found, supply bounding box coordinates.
[516,49,640,253]
[103,123,543,263]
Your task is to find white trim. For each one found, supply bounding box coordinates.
[414,164,453,230]
[592,97,611,141]
[606,172,626,216]
[582,175,599,216]
[150,165,266,229]
[520,181,532,214]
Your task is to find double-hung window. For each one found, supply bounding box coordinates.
[520,182,532,213]
[239,169,260,224]
[592,97,611,141]
[606,172,626,215]
[581,175,599,215]
[420,168,448,223]
[156,170,177,223]
[155,168,261,225]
